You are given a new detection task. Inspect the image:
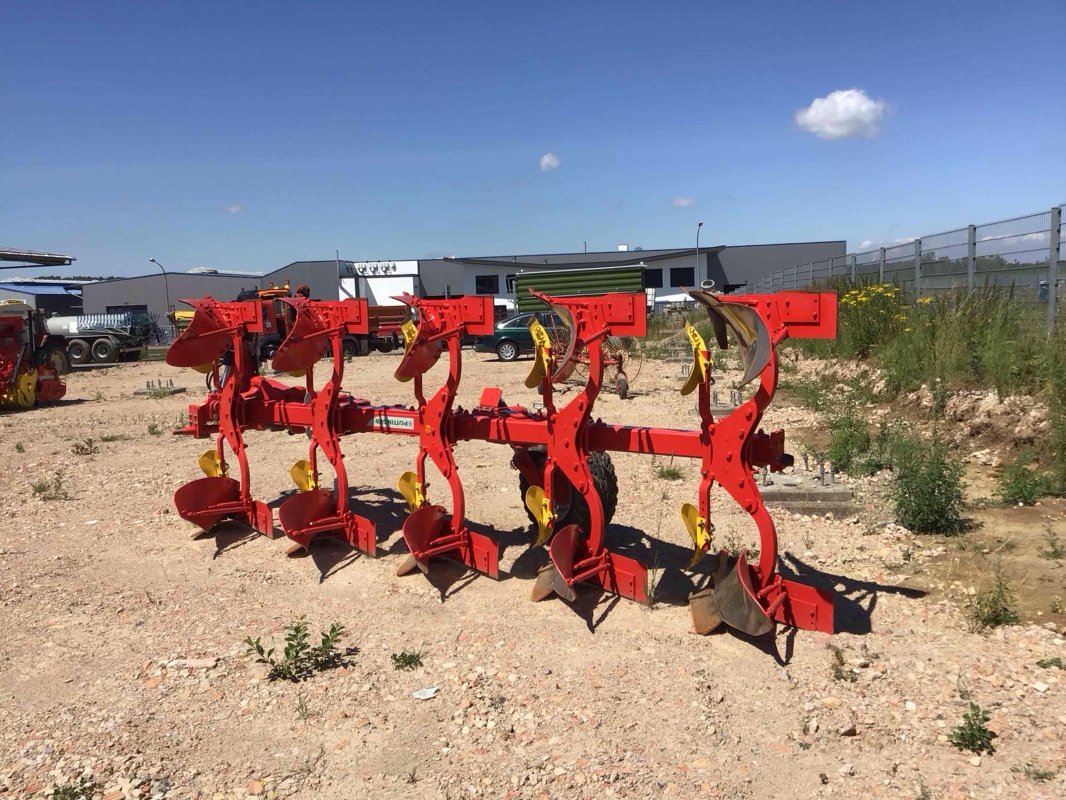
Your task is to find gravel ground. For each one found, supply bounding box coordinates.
[0,351,1063,800]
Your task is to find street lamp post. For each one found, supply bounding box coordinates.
[695,221,704,288]
[148,258,172,343]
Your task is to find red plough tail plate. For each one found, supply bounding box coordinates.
[173,476,274,537]
[397,504,448,575]
[535,525,649,604]
[772,578,835,634]
[277,489,377,556]
[397,504,499,578]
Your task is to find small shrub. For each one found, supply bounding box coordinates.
[245,618,348,682]
[147,386,173,399]
[391,649,424,671]
[1041,530,1064,560]
[996,452,1053,506]
[71,438,99,457]
[99,433,132,443]
[31,471,69,501]
[50,777,98,800]
[1036,657,1064,669]
[14,442,24,453]
[147,423,163,436]
[968,570,1019,632]
[653,461,684,480]
[948,702,996,755]
[827,408,870,474]
[828,645,856,682]
[893,435,964,533]
[1011,763,1056,781]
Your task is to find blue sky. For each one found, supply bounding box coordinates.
[3,1,1063,276]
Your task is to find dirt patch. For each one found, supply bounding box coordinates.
[0,353,1064,799]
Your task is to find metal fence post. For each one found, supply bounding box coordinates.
[878,248,885,283]
[1049,206,1062,335]
[914,239,922,296]
[966,224,976,292]
[850,255,856,283]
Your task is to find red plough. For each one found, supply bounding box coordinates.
[273,296,377,556]
[168,288,839,643]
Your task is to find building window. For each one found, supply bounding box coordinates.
[669,266,695,287]
[505,274,517,293]
[475,275,500,295]
[644,268,663,289]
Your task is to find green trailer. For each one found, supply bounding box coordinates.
[513,264,646,312]
[512,264,647,396]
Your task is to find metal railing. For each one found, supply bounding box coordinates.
[740,205,1065,332]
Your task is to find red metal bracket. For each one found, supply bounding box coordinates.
[393,295,499,579]
[274,297,377,556]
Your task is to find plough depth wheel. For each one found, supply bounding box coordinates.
[516,446,618,538]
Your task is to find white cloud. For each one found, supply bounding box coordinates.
[856,236,916,251]
[795,88,888,140]
[538,152,560,172]
[672,196,694,207]
[226,204,242,214]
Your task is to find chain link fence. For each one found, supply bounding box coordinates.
[741,205,1065,331]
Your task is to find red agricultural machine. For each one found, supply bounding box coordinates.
[167,288,838,639]
[0,300,67,410]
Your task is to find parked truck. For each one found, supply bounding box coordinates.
[45,311,153,365]
[185,284,408,364]
[0,300,67,407]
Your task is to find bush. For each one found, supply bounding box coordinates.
[949,703,996,755]
[245,617,348,682]
[997,451,1054,505]
[893,434,964,533]
[968,570,1019,631]
[827,408,871,473]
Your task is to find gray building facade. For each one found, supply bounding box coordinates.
[417,240,846,305]
[82,239,846,322]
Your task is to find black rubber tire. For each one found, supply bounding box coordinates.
[518,446,618,535]
[342,337,368,358]
[67,339,91,366]
[37,345,71,375]
[91,338,118,363]
[375,339,395,354]
[259,337,281,363]
[616,374,629,400]
[496,340,520,362]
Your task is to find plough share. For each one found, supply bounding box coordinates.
[167,288,838,639]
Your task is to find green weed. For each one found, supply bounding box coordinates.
[997,452,1053,506]
[147,423,163,436]
[99,433,132,443]
[653,460,684,480]
[1011,763,1056,781]
[948,702,996,755]
[14,442,24,453]
[1041,530,1064,560]
[50,777,98,800]
[391,649,424,671]
[1036,657,1064,669]
[828,644,856,682]
[245,618,348,682]
[31,471,69,501]
[893,434,964,533]
[71,438,99,457]
[968,570,1019,632]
